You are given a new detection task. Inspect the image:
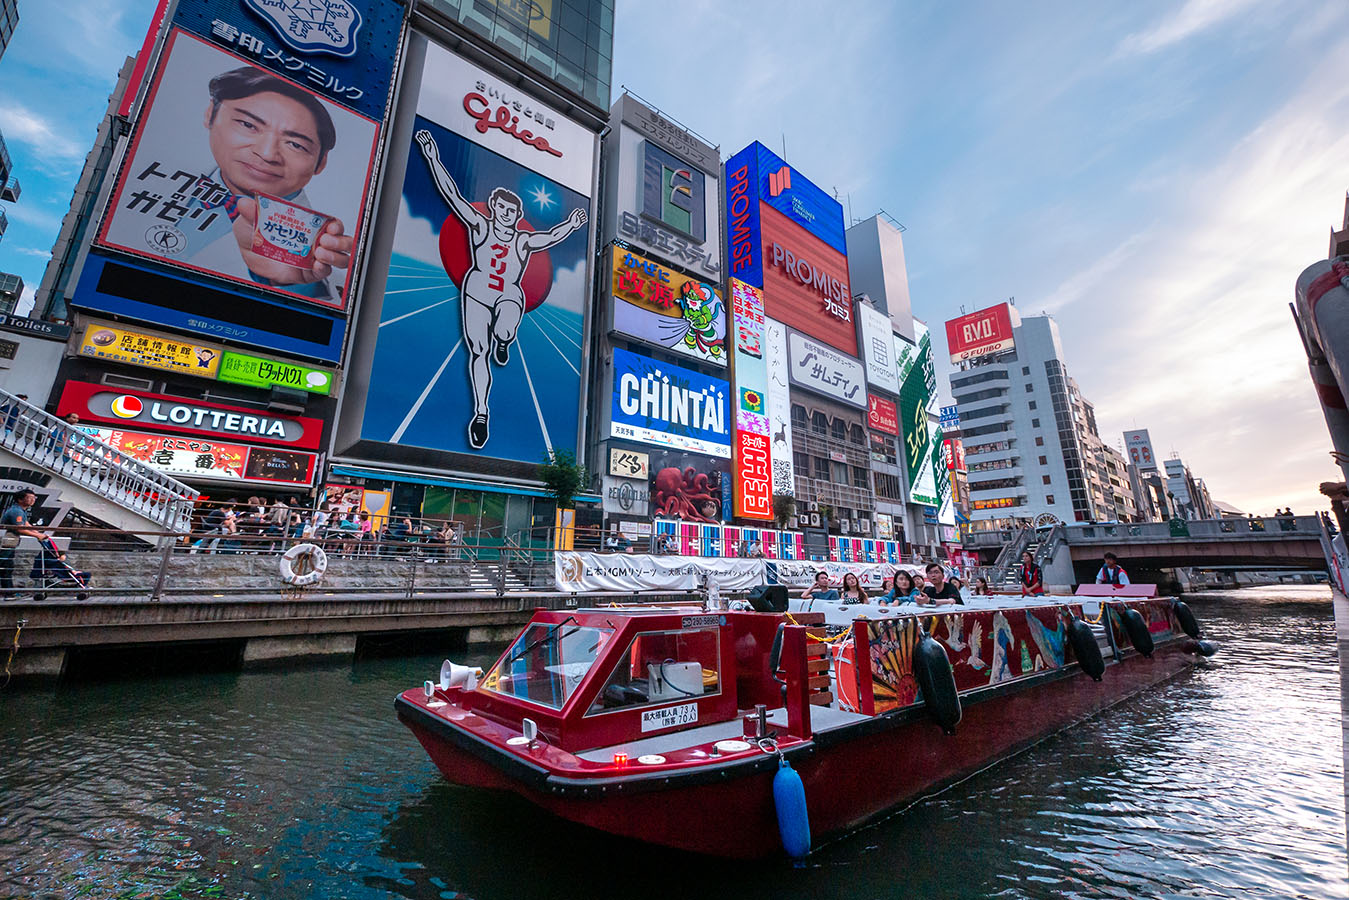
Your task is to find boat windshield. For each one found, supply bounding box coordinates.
[481,620,615,710]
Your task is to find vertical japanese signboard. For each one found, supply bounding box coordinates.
[730,278,772,519]
[857,301,899,394]
[763,316,795,497]
[899,321,937,501]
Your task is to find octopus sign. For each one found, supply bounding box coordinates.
[648,450,729,523]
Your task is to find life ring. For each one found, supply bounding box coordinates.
[280,543,328,586]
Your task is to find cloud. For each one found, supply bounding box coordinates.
[1116,0,1262,56]
[15,285,35,318]
[391,196,443,268]
[10,247,51,259]
[2,203,64,232]
[547,261,587,316]
[0,102,85,160]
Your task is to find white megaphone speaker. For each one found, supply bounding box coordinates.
[439,660,482,691]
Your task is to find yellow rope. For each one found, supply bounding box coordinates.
[1,619,22,690]
[784,610,854,644]
[1081,604,1105,625]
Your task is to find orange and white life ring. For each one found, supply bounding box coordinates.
[280,542,327,587]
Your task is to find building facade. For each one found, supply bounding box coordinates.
[0,0,15,61]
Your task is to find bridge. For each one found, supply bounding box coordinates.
[1038,516,1327,587]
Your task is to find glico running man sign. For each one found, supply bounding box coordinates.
[610,348,731,458]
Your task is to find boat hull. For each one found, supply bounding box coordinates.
[400,644,1195,858]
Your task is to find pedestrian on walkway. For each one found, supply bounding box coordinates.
[1,489,44,598]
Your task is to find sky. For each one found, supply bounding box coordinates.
[0,0,1343,516]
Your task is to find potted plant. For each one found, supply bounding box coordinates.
[772,493,796,530]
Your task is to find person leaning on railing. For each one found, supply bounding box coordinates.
[1,488,45,599]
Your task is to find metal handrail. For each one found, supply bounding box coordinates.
[0,389,198,532]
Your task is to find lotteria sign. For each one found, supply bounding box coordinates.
[57,381,322,449]
[945,303,1017,363]
[610,348,731,458]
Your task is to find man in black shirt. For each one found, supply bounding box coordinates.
[922,562,964,605]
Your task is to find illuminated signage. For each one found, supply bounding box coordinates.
[787,330,866,410]
[642,141,706,242]
[79,321,222,378]
[944,437,966,473]
[611,246,726,366]
[724,144,763,288]
[857,303,900,394]
[730,141,846,255]
[973,497,1020,510]
[768,242,849,322]
[1124,429,1158,472]
[217,352,334,395]
[610,348,731,458]
[759,205,856,355]
[85,425,316,486]
[609,447,650,479]
[945,303,1017,363]
[868,395,899,436]
[734,430,773,520]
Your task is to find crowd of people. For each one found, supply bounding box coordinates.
[798,563,997,608]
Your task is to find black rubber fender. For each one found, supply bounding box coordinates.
[1173,600,1201,639]
[1066,617,1105,681]
[1119,607,1154,658]
[913,633,962,734]
[1184,639,1218,657]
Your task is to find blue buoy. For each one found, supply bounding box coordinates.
[773,756,811,859]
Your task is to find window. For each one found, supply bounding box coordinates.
[1028,401,1037,410]
[850,424,866,445]
[831,418,847,442]
[484,621,616,710]
[794,452,809,478]
[1022,366,1030,375]
[852,466,869,489]
[814,457,830,481]
[1039,455,1048,465]
[1036,436,1045,446]
[811,411,828,435]
[875,473,903,500]
[1043,475,1052,485]
[791,405,808,430]
[831,461,849,484]
[870,433,897,463]
[1025,383,1034,392]
[1032,418,1040,428]
[588,628,721,714]
[1046,494,1055,504]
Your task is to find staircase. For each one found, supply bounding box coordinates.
[0,389,198,542]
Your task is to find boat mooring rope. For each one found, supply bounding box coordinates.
[1,618,24,690]
[784,611,853,644]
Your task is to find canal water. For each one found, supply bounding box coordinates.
[1,586,1343,899]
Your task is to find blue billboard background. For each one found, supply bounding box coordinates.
[359,115,590,463]
[171,0,404,119]
[724,143,764,289]
[610,347,731,456]
[745,141,846,256]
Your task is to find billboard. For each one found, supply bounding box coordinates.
[939,404,960,429]
[733,430,773,520]
[610,347,730,458]
[944,437,967,473]
[648,448,730,523]
[763,317,795,497]
[761,205,855,354]
[81,426,315,486]
[357,39,595,462]
[609,447,649,479]
[97,29,383,310]
[868,395,899,436]
[1124,429,1158,472]
[611,246,725,366]
[57,381,323,449]
[731,279,772,520]
[945,303,1016,363]
[857,302,899,394]
[731,141,846,256]
[725,144,764,288]
[786,329,867,409]
[79,320,222,378]
[217,351,334,394]
[898,321,936,490]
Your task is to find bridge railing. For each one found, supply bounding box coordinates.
[1064,516,1322,542]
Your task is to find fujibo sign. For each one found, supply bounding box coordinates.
[217,352,335,395]
[610,347,731,458]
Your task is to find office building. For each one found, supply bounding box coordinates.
[0,271,22,314]
[0,0,16,61]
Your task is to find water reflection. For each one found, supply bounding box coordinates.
[0,587,1343,900]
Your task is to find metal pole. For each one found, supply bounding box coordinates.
[150,533,174,602]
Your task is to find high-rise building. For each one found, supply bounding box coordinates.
[1164,456,1215,519]
[0,0,17,61]
[948,309,1120,532]
[0,271,23,314]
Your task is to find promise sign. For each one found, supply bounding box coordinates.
[945,303,1016,363]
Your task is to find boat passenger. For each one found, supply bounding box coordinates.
[922,563,963,605]
[911,572,926,597]
[894,570,924,602]
[974,577,993,596]
[800,571,839,608]
[1095,552,1130,587]
[1020,550,1045,596]
[840,572,868,605]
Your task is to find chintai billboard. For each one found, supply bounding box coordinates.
[610,347,730,458]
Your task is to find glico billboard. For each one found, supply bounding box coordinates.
[945,302,1019,363]
[724,142,854,355]
[340,33,598,468]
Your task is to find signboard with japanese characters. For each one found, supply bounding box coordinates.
[610,348,731,458]
[609,447,650,480]
[786,329,867,410]
[733,429,773,520]
[79,320,223,378]
[857,302,900,394]
[610,246,725,366]
[607,93,721,279]
[217,351,334,394]
[97,29,383,310]
[170,0,405,120]
[730,279,769,436]
[763,317,795,497]
[867,395,899,436]
[82,426,316,486]
[602,475,650,517]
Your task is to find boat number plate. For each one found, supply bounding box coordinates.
[680,615,724,629]
[641,702,698,733]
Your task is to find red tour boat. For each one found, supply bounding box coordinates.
[395,587,1213,859]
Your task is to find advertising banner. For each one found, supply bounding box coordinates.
[899,322,936,494]
[610,347,730,458]
[868,395,899,436]
[940,404,959,429]
[724,144,764,288]
[1124,429,1158,472]
[609,447,649,479]
[945,303,1016,363]
[359,39,594,462]
[761,205,855,354]
[170,0,405,121]
[79,321,223,378]
[763,317,795,497]
[217,351,334,394]
[733,141,847,257]
[765,559,904,591]
[944,437,967,473]
[602,475,650,517]
[97,29,383,310]
[82,426,315,486]
[857,302,900,394]
[610,246,725,366]
[733,430,773,520]
[648,448,730,523]
[554,552,766,593]
[57,381,323,449]
[786,329,866,409]
[729,279,769,435]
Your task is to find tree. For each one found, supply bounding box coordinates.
[772,493,796,529]
[538,449,587,510]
